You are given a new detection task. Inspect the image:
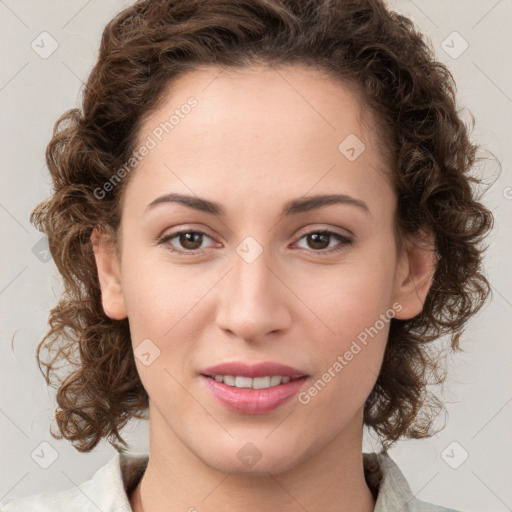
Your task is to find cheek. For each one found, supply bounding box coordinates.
[302,256,396,342]
[297,273,393,422]
[119,245,199,339]
[120,262,201,401]
[121,227,398,357]
[297,247,397,393]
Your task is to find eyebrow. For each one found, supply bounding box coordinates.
[145,192,370,217]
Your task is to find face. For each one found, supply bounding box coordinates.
[93,64,434,475]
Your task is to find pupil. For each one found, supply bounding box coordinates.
[309,232,329,249]
[181,232,201,249]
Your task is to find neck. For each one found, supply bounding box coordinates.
[130,405,375,512]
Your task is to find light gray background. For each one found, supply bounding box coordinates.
[1,1,511,510]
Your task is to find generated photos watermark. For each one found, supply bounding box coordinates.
[298,301,402,405]
[93,96,198,200]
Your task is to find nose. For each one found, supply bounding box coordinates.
[215,248,291,342]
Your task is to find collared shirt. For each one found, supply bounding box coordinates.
[1,451,461,511]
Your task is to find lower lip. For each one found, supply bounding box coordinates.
[200,375,308,414]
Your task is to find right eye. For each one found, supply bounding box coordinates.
[158,230,216,254]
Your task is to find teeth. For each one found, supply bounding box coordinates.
[270,376,282,386]
[211,375,293,389]
[235,376,252,388]
[253,376,271,389]
[223,375,236,386]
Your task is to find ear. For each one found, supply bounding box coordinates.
[392,232,437,320]
[90,226,127,320]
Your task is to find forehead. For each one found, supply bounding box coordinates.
[124,64,394,219]
[140,64,372,151]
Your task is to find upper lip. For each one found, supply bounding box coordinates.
[201,361,308,379]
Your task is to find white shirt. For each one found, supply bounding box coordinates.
[0,451,461,511]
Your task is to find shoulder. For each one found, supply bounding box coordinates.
[0,451,149,512]
[364,451,463,512]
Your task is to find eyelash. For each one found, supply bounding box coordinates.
[157,228,353,255]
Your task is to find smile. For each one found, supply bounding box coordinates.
[200,374,308,414]
[209,375,292,389]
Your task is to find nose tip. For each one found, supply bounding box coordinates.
[215,257,291,341]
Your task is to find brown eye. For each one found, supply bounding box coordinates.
[306,232,330,250]
[158,228,352,255]
[176,232,204,250]
[159,230,213,253]
[295,230,353,254]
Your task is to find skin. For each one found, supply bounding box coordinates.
[92,64,435,512]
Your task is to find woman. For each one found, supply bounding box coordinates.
[1,0,493,510]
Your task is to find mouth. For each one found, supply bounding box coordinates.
[199,361,309,414]
[201,374,304,389]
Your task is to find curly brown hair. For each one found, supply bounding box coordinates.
[31,0,494,452]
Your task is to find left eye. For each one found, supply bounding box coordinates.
[295,230,352,253]
[159,229,352,254]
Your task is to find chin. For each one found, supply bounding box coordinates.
[195,437,313,477]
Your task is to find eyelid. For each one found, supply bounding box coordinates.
[294,223,353,240]
[156,227,217,252]
[157,224,353,255]
[292,229,353,254]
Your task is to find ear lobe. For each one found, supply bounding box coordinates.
[393,233,437,320]
[90,226,127,320]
